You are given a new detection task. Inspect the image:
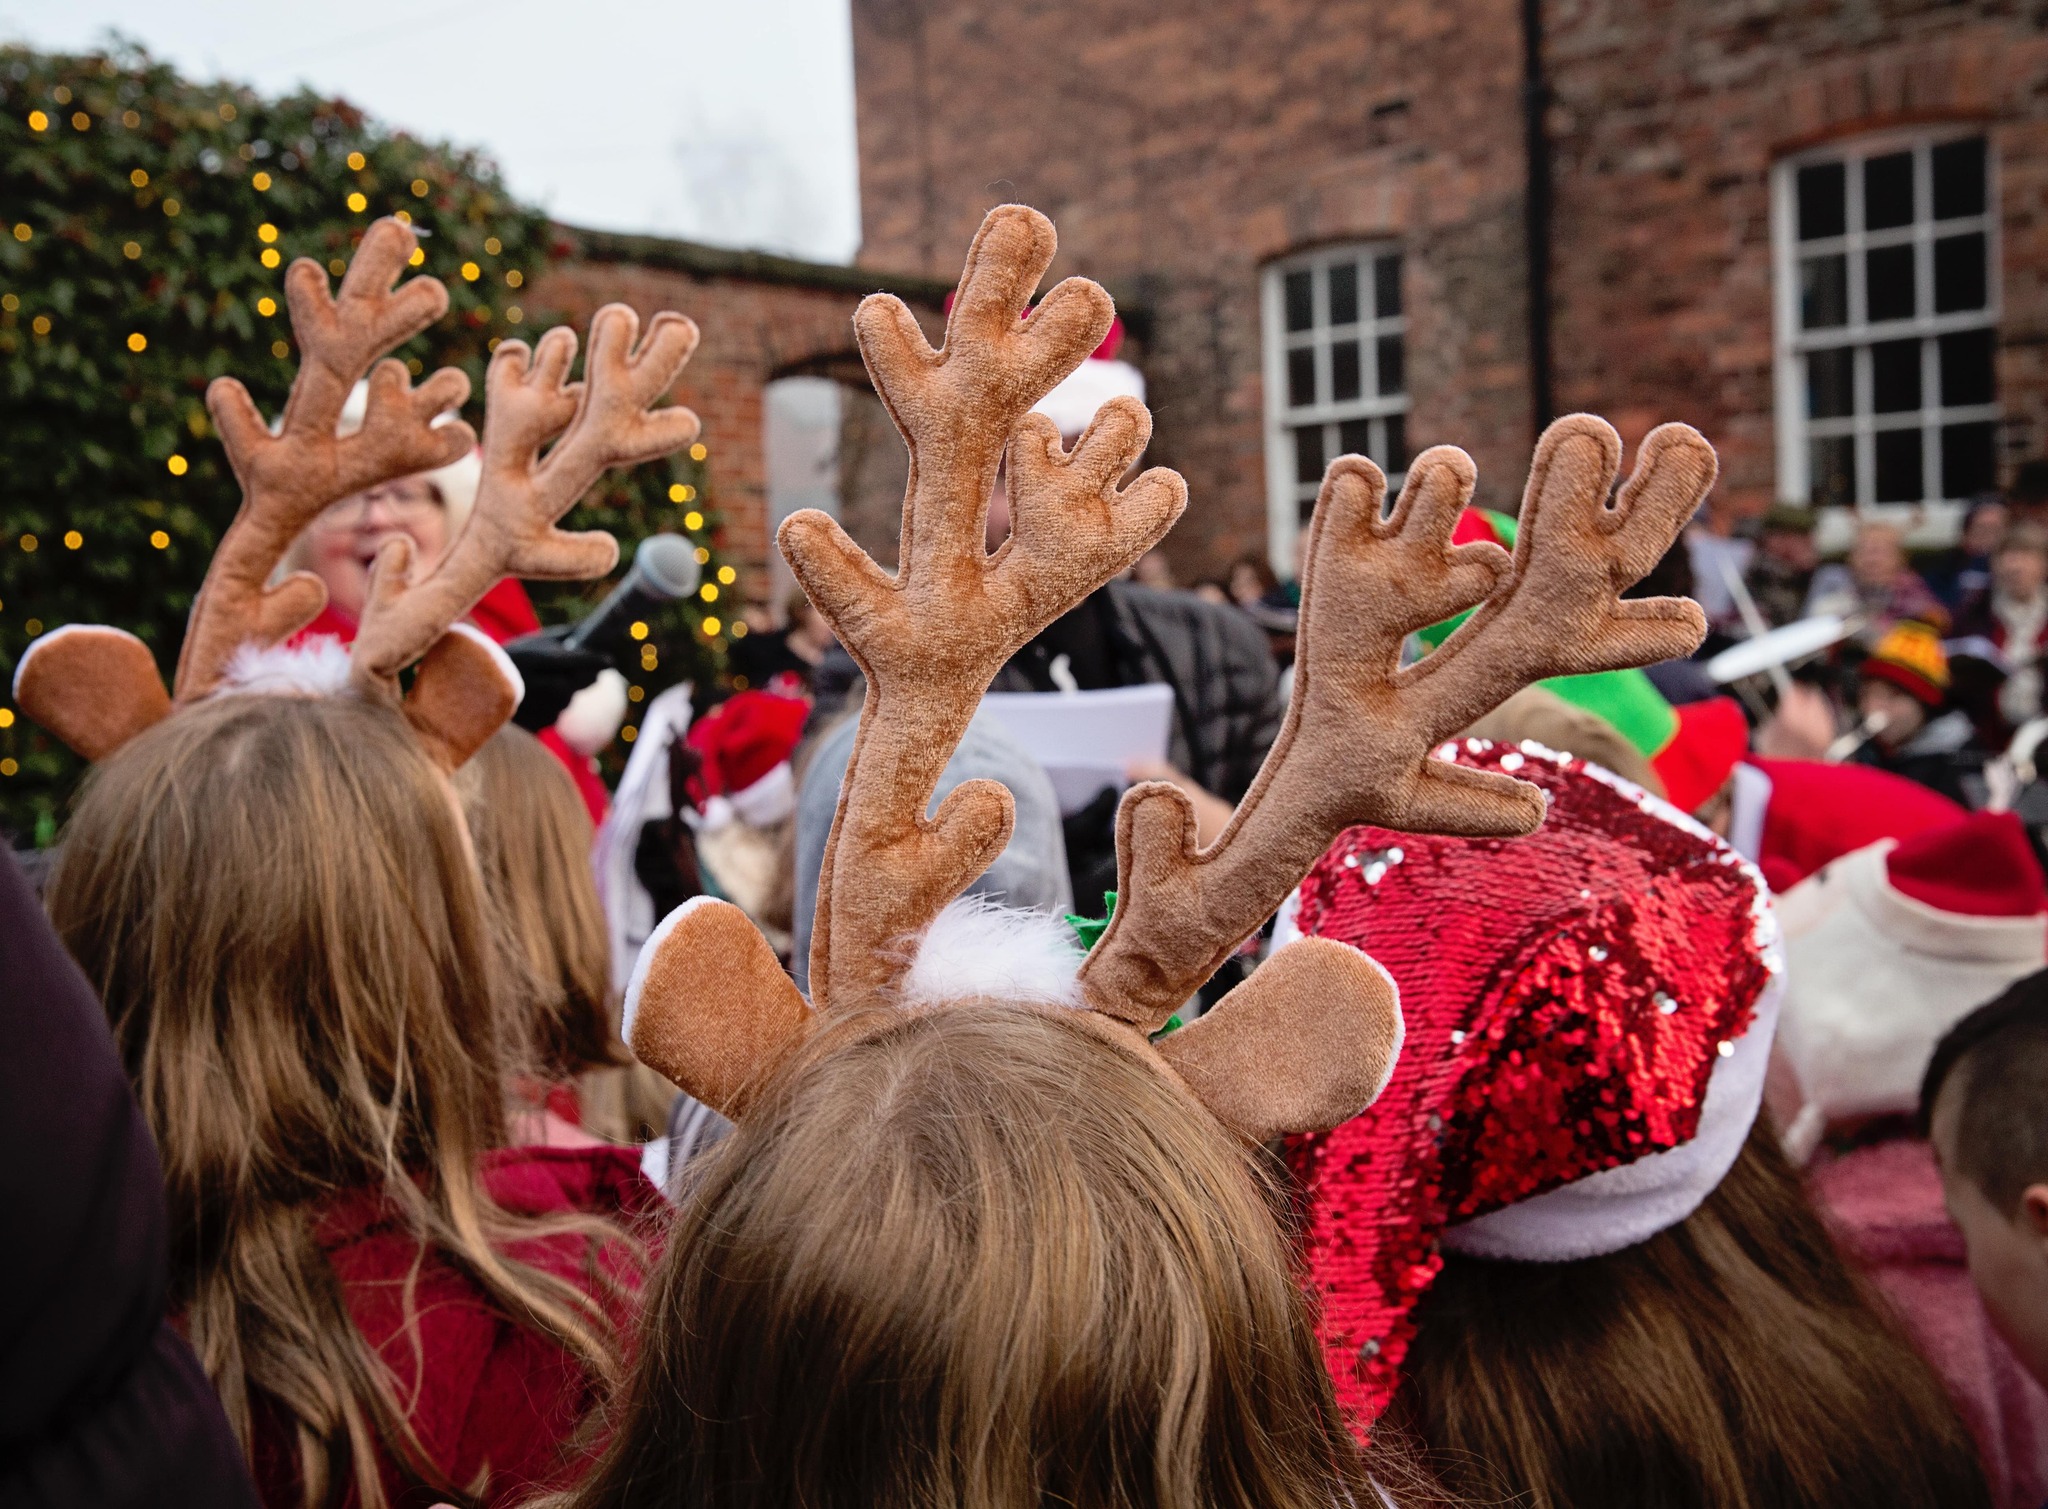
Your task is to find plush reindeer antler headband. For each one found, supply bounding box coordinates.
[624,203,1718,1142]
[13,217,700,770]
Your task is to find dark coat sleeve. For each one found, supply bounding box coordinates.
[0,848,258,1509]
[1107,583,1282,802]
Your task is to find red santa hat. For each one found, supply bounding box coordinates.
[1287,741,1781,1426]
[1773,811,2048,1161]
[1030,318,1145,440]
[683,689,809,831]
[334,378,483,526]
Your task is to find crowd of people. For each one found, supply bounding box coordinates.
[13,206,2048,1509]
[1682,475,2048,811]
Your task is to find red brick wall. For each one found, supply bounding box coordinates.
[1544,0,2048,517]
[852,0,1539,578]
[852,0,2048,571]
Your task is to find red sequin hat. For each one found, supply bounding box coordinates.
[1285,740,1781,1426]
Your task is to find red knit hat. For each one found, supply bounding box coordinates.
[1288,742,1779,1428]
[1885,811,2048,917]
[684,690,809,827]
[1650,695,1749,813]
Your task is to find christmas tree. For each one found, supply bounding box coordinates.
[0,42,728,841]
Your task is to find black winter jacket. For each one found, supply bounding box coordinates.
[992,581,1284,803]
[0,849,258,1509]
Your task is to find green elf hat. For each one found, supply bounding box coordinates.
[1422,508,1745,813]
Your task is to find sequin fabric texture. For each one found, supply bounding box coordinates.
[1287,741,1774,1426]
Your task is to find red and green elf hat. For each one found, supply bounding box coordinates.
[1421,509,1745,813]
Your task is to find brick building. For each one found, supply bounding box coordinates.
[533,227,948,592]
[850,0,2048,576]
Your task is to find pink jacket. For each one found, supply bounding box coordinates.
[1810,1138,2048,1509]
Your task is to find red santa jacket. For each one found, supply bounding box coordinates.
[248,1144,659,1509]
[1733,756,1966,894]
[292,577,542,648]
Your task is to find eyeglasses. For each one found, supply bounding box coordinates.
[313,479,445,528]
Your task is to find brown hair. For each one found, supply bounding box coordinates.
[48,694,640,1509]
[455,725,676,1142]
[1387,1121,1992,1509]
[553,1003,1422,1509]
[455,725,618,1079]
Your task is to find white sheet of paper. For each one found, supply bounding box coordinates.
[977,683,1175,814]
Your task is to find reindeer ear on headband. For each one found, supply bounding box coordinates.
[13,625,172,763]
[14,217,701,773]
[623,202,1715,1146]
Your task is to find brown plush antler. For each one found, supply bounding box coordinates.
[15,223,698,772]
[14,218,470,758]
[349,305,700,704]
[1081,414,1715,1033]
[626,204,1186,1106]
[783,204,1186,1012]
[621,205,1711,1152]
[178,218,474,701]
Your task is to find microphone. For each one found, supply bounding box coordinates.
[504,534,703,732]
[563,532,703,655]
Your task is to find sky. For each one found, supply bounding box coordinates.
[0,0,865,263]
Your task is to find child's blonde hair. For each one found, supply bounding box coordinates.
[557,1002,1399,1509]
[455,724,675,1141]
[456,725,617,1079]
[49,693,639,1508]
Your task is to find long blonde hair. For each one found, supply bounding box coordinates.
[556,1003,1413,1509]
[454,725,676,1142]
[455,725,618,1080]
[48,694,640,1509]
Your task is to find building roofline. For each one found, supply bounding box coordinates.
[555,223,956,305]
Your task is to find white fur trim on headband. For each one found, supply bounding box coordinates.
[1442,903,1788,1262]
[898,895,1084,1010]
[216,635,354,697]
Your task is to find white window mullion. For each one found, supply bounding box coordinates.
[1774,128,1998,547]
[1261,245,1412,572]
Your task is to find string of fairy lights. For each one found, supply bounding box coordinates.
[2,68,741,777]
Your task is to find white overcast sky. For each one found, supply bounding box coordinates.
[0,0,864,263]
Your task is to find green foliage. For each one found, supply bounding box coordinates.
[0,42,727,841]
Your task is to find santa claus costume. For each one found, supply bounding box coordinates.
[1773,812,2048,1508]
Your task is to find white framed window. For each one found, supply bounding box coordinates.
[1262,245,1408,572]
[1771,129,1998,547]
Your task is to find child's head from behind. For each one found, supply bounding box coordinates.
[48,691,503,1240]
[572,1002,1373,1509]
[1393,1123,1989,1509]
[1924,970,2048,1387]
[455,724,617,1082]
[47,691,639,1501]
